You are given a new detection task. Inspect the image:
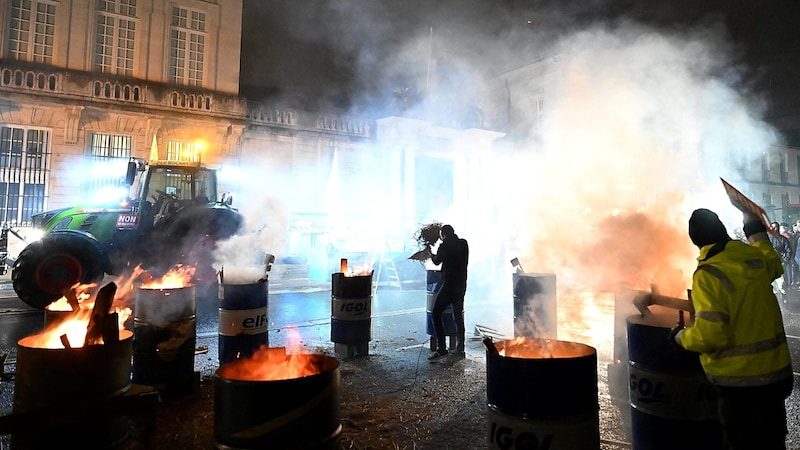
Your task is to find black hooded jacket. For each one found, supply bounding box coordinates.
[431,233,469,289]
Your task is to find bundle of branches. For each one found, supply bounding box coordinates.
[409,221,443,261]
[414,221,443,249]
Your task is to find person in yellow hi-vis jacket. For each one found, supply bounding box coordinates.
[672,208,793,450]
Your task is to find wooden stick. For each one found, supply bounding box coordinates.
[63,286,80,312]
[84,282,117,346]
[59,334,71,349]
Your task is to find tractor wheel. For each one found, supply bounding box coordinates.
[12,233,107,309]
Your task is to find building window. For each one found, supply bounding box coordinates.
[796,155,800,184]
[169,6,206,86]
[0,126,50,226]
[167,141,200,162]
[533,97,544,135]
[780,153,789,183]
[8,0,56,64]
[84,133,132,195]
[94,0,137,76]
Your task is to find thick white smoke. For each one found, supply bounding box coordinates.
[233,4,780,342]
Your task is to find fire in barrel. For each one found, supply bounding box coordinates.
[330,259,373,358]
[12,282,134,448]
[485,337,600,450]
[215,345,341,449]
[132,265,197,399]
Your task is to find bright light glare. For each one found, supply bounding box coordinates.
[91,186,129,205]
[26,229,44,242]
[218,165,242,183]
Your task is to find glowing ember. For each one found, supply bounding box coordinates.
[140,264,196,289]
[498,337,595,359]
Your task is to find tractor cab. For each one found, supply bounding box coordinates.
[126,158,224,228]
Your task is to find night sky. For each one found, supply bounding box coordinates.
[240,0,800,128]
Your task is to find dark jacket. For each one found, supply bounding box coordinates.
[769,233,793,263]
[431,234,469,289]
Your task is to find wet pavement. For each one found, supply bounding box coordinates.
[1,267,800,448]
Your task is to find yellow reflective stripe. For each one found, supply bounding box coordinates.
[743,259,764,269]
[710,366,793,387]
[707,332,787,360]
[695,265,735,292]
[695,310,729,324]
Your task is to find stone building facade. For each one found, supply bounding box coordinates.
[0,1,505,272]
[0,0,247,224]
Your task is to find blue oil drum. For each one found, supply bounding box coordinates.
[486,338,599,449]
[627,313,721,450]
[330,272,372,346]
[218,280,269,364]
[425,269,457,349]
[425,291,458,336]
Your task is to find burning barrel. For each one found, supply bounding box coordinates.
[486,337,599,449]
[425,269,458,351]
[627,313,721,450]
[12,330,134,448]
[512,273,557,339]
[218,279,269,364]
[132,285,197,398]
[215,348,341,449]
[331,271,373,358]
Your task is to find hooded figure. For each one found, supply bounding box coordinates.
[688,208,731,247]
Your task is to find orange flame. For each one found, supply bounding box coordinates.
[26,307,131,349]
[343,263,373,277]
[217,328,325,381]
[140,264,196,289]
[498,337,595,359]
[45,282,96,311]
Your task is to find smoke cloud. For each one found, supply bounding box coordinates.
[235,2,781,343]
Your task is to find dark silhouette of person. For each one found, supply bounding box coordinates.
[428,224,469,361]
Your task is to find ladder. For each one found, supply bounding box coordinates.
[373,251,401,295]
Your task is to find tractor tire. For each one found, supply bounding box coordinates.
[12,232,107,309]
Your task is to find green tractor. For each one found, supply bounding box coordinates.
[6,158,244,309]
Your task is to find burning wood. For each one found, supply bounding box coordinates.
[59,334,71,349]
[63,285,81,312]
[47,283,96,312]
[28,282,132,349]
[84,282,118,346]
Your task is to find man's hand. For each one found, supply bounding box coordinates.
[668,325,684,349]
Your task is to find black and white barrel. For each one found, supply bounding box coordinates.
[218,279,269,364]
[486,338,599,449]
[330,271,372,358]
[627,313,721,450]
